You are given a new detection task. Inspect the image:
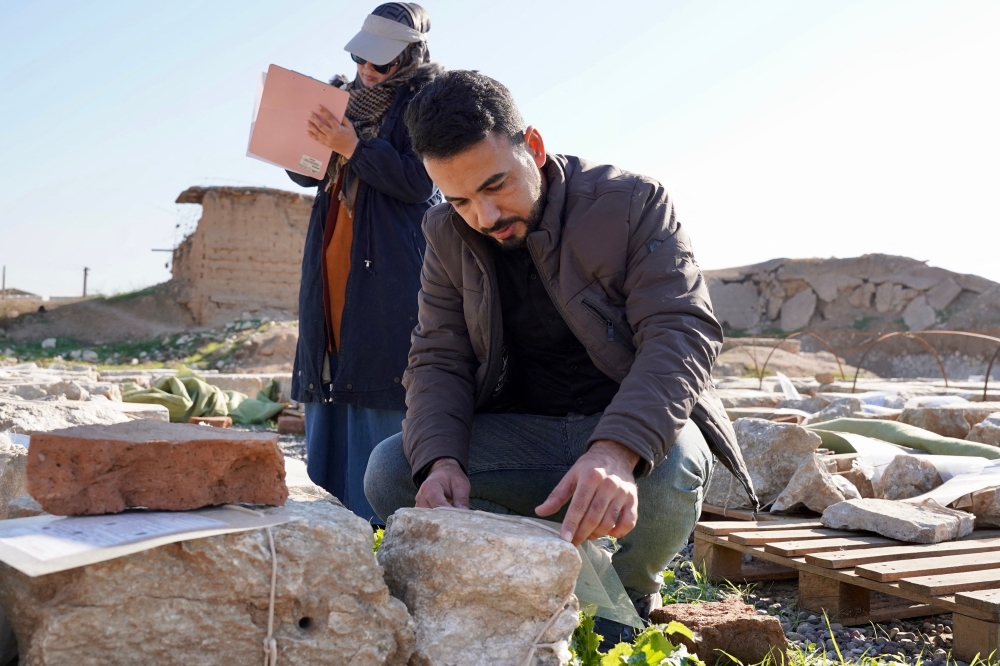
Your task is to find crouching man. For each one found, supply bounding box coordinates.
[364,70,757,644]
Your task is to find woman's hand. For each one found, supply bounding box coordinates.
[306,105,359,158]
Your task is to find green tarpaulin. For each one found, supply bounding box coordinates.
[807,418,1000,460]
[122,368,286,425]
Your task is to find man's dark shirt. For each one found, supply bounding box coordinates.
[489,244,620,416]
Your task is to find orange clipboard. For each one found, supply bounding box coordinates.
[247,64,350,179]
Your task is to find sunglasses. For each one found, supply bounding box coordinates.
[351,54,400,75]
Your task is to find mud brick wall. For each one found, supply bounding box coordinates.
[172,187,313,325]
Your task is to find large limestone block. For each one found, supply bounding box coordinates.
[899,403,1000,439]
[925,277,963,311]
[0,498,415,665]
[709,282,761,331]
[0,397,130,433]
[379,508,581,666]
[879,455,943,500]
[780,288,817,332]
[0,433,28,519]
[705,419,821,509]
[968,413,1000,447]
[203,373,293,400]
[717,389,783,409]
[649,597,787,665]
[821,498,974,543]
[902,295,937,332]
[106,401,171,421]
[771,455,860,513]
[27,420,288,515]
[804,272,862,303]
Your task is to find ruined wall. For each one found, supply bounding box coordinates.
[704,254,1000,379]
[171,186,313,325]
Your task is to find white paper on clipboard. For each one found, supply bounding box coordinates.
[246,64,350,178]
[0,506,295,577]
[246,71,288,171]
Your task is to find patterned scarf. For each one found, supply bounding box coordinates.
[325,40,428,211]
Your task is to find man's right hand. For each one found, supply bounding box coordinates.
[415,458,471,509]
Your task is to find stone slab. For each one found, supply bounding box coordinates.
[821,498,975,544]
[0,397,131,434]
[106,401,171,421]
[27,420,288,515]
[202,373,292,400]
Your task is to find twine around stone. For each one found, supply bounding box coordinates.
[432,506,578,666]
[263,525,279,666]
[221,505,280,665]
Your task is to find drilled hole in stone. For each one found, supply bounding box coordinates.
[298,617,313,630]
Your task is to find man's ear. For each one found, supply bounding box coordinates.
[523,126,546,168]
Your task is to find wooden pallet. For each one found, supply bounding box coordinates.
[693,521,1000,662]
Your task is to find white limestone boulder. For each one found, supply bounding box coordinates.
[378,508,581,666]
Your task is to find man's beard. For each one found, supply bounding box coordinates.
[481,190,546,251]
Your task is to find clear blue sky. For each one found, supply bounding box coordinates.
[1,0,997,297]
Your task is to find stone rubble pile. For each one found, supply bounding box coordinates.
[709,375,1000,535]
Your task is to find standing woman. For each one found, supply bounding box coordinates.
[286,3,441,524]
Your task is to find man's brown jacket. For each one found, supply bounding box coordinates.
[401,154,759,509]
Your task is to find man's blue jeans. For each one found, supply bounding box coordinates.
[364,412,714,596]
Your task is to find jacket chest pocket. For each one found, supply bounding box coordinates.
[581,298,637,354]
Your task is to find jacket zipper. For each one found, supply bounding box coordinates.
[581,299,638,353]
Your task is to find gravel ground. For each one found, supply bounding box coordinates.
[668,543,960,665]
[230,423,306,461]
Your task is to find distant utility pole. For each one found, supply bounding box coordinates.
[83,267,89,298]
[1,265,5,299]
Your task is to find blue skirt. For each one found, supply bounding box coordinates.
[304,402,404,526]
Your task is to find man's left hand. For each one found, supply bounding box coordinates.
[306,105,359,158]
[535,439,640,546]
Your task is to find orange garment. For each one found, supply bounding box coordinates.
[325,198,354,351]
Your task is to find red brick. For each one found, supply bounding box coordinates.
[187,415,233,428]
[27,420,287,516]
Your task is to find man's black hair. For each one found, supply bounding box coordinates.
[405,70,525,160]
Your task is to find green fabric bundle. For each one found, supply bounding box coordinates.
[807,417,1000,460]
[122,369,286,425]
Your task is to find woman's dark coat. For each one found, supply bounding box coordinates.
[287,65,441,409]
